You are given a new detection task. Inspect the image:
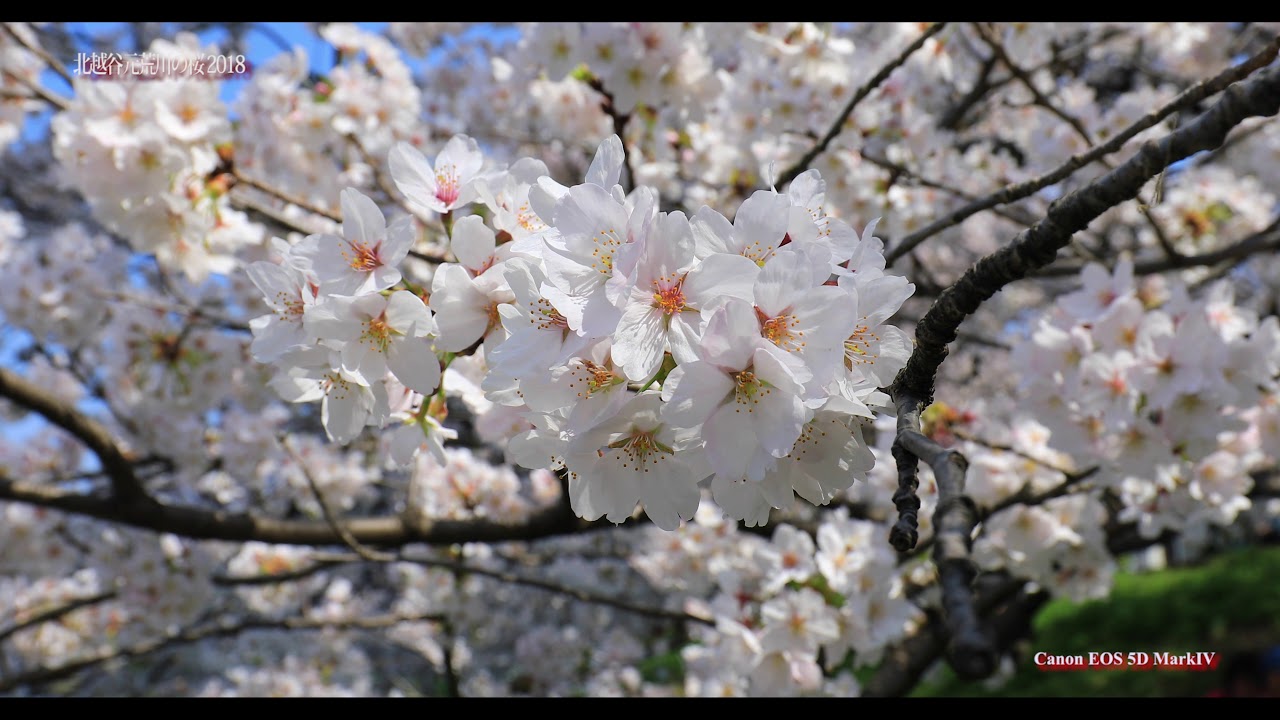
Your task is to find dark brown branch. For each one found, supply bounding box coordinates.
[0,367,152,506]
[862,574,1024,697]
[882,58,1280,682]
[938,54,999,131]
[0,470,592,548]
[775,22,948,189]
[1034,216,1280,278]
[282,435,396,563]
[884,33,1280,265]
[0,610,445,693]
[892,394,994,680]
[0,591,118,644]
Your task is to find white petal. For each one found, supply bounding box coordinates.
[387,336,441,395]
[450,215,497,273]
[340,188,387,248]
[586,134,625,190]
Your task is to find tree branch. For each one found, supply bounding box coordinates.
[397,551,714,627]
[893,59,1280,407]
[0,469,594,548]
[883,59,1280,681]
[282,435,396,562]
[884,33,1280,265]
[0,609,446,693]
[862,574,1024,697]
[0,591,118,645]
[2,23,74,86]
[775,22,948,189]
[971,23,1181,264]
[230,168,342,224]
[1034,216,1280,278]
[0,367,153,506]
[892,394,994,679]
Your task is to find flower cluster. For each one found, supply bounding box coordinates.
[246,134,914,529]
[1012,259,1280,539]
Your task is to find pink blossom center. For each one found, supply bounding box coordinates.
[435,164,461,207]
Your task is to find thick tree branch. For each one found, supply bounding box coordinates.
[893,59,1280,407]
[862,574,1024,697]
[883,60,1280,681]
[775,22,947,189]
[0,367,153,506]
[892,394,994,679]
[0,471,593,548]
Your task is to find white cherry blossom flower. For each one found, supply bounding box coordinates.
[662,298,812,482]
[563,392,707,530]
[296,189,414,295]
[390,134,484,215]
[305,290,440,395]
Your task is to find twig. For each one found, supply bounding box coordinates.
[972,23,1182,264]
[280,435,395,563]
[893,59,1280,407]
[308,550,714,627]
[775,22,948,189]
[228,189,328,237]
[1034,217,1280,278]
[231,168,341,223]
[861,150,1040,228]
[91,290,251,334]
[440,620,461,697]
[343,132,440,231]
[0,67,69,111]
[2,23,73,86]
[951,429,1083,479]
